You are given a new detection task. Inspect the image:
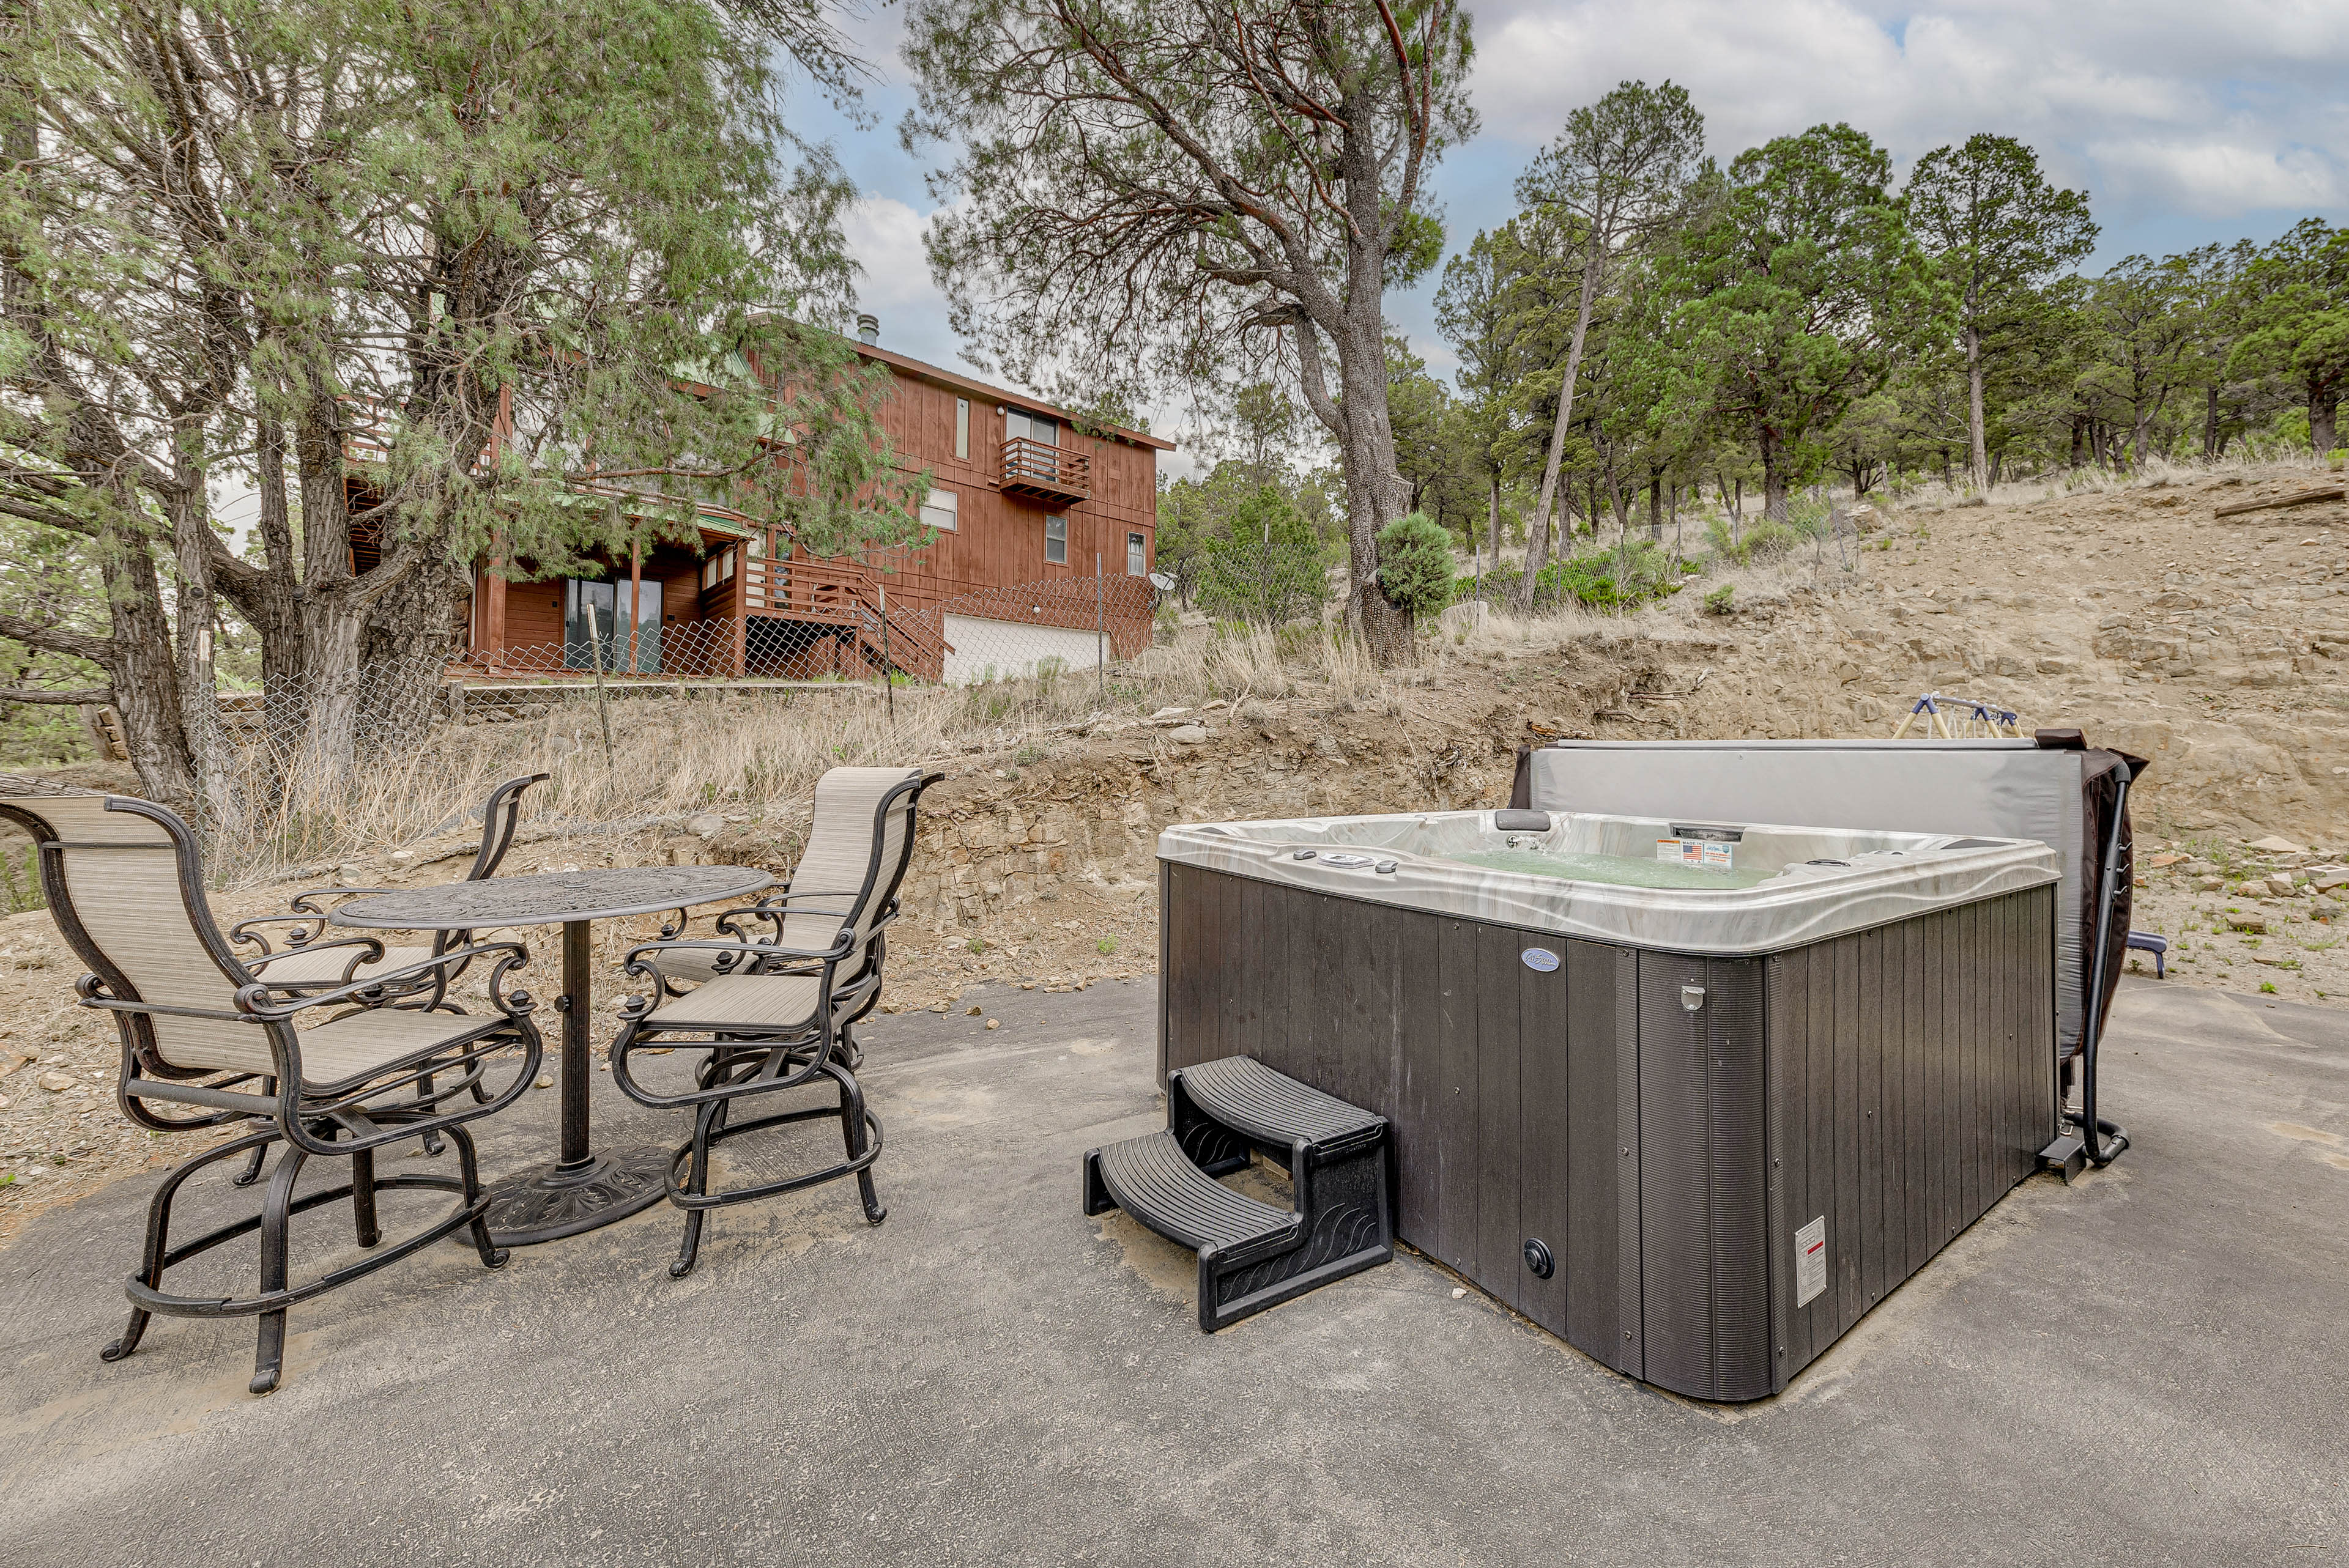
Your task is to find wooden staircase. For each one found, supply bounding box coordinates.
[738,554,949,679]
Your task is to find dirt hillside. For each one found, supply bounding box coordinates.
[1,466,2342,1237]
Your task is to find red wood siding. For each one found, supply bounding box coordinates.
[461,342,1168,678]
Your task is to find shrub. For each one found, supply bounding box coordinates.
[1704,583,1735,616]
[1096,936,1119,956]
[1375,511,1455,618]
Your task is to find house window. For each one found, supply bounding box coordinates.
[955,398,970,460]
[1004,407,1059,484]
[922,487,958,533]
[1127,531,1147,575]
[1044,514,1067,565]
[700,547,736,590]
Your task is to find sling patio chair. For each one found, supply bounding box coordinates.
[218,772,544,1178]
[610,765,940,1278]
[0,790,544,1396]
[226,771,547,1003]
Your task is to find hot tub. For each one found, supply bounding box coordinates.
[1157,808,2060,1401]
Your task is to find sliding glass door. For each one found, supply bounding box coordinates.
[564,577,663,671]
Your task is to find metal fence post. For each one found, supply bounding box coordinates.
[1094,553,1105,705]
[880,580,894,725]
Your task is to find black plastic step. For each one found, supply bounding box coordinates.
[1083,1055,1394,1332]
[1086,1131,1299,1256]
[1176,1055,1384,1156]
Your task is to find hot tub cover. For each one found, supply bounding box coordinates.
[1158,809,2058,956]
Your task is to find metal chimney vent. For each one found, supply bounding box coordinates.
[856,312,879,346]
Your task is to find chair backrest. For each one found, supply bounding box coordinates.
[0,793,265,1076]
[776,767,934,974]
[465,773,547,882]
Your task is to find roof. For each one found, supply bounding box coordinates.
[848,342,1178,453]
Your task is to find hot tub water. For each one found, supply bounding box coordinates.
[1448,848,1772,891]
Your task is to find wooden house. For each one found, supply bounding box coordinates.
[440,320,1174,684]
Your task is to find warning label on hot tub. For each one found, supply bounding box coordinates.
[1795,1216,1827,1307]
[1657,837,1736,869]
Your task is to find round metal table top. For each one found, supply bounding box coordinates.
[328,864,773,931]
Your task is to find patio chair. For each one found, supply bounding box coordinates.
[0,791,544,1396]
[227,772,547,1002]
[610,766,940,1278]
[220,772,543,1178]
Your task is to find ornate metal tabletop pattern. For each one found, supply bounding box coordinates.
[329,865,771,930]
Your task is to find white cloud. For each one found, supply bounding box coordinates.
[841,196,947,321]
[1465,0,2349,221]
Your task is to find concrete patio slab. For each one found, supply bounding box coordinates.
[1,976,2342,1567]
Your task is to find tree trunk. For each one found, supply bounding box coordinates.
[1964,324,1989,490]
[166,453,243,839]
[294,387,368,778]
[1761,431,1790,521]
[2203,387,2221,461]
[2312,386,2339,457]
[93,504,196,813]
[1331,315,1414,667]
[1646,472,1662,542]
[248,416,308,744]
[1486,476,1500,568]
[361,548,469,738]
[1518,242,1606,612]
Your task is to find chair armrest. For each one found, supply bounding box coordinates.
[284,884,401,915]
[243,934,390,982]
[228,912,339,952]
[622,932,852,966]
[232,942,538,1020]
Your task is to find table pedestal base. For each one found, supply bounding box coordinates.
[483,1145,672,1246]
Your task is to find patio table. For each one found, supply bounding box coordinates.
[333,865,772,1245]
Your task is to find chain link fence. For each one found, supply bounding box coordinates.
[11,544,1488,892]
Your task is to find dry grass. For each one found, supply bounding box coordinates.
[193,616,1484,889]
[204,443,2340,887]
[1893,442,2335,511]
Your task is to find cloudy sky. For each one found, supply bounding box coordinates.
[805,0,2349,451]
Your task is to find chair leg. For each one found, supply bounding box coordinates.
[100,1137,232,1364]
[445,1122,507,1270]
[670,1098,729,1280]
[251,1141,310,1397]
[350,1141,381,1251]
[416,1070,447,1155]
[829,1063,886,1226]
[232,1086,275,1186]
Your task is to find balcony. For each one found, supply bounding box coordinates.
[999,436,1090,503]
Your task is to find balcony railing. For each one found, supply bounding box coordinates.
[999,436,1089,501]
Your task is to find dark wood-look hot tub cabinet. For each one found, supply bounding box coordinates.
[1157,861,2058,1402]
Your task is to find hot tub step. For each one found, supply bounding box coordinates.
[1172,1054,1386,1166]
[1084,1057,1393,1333]
[1086,1131,1297,1257]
